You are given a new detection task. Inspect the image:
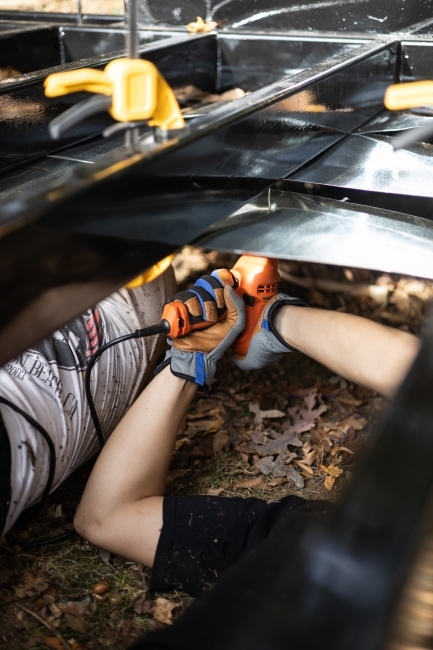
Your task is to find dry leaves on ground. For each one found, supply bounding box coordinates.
[3,250,428,649]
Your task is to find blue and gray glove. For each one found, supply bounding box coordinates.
[232,292,308,371]
[155,269,245,389]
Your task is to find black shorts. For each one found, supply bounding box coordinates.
[132,494,331,650]
[151,493,327,596]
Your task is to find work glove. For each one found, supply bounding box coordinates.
[155,270,245,388]
[233,293,308,371]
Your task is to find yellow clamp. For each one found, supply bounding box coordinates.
[384,80,433,111]
[124,254,175,289]
[44,58,185,130]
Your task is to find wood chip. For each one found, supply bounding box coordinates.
[150,597,179,625]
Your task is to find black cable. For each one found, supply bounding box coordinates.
[0,396,76,548]
[85,332,138,450]
[85,320,170,450]
[0,397,56,515]
[21,529,77,549]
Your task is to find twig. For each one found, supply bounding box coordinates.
[15,604,70,649]
[279,269,373,296]
[140,565,148,591]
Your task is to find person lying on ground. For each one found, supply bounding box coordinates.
[0,268,176,537]
[74,266,420,598]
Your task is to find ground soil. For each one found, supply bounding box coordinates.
[0,249,431,649]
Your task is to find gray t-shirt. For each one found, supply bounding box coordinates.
[0,272,173,534]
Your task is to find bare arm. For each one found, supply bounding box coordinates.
[274,306,421,398]
[74,367,197,567]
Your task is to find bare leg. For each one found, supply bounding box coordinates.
[274,306,421,399]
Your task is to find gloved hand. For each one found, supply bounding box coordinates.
[232,292,308,371]
[155,270,245,388]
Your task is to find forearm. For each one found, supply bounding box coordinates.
[79,366,196,511]
[274,306,421,398]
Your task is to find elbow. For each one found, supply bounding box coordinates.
[74,503,106,548]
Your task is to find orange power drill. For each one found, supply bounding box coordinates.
[161,255,280,353]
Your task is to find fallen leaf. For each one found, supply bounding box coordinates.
[186,417,225,434]
[166,469,191,484]
[249,402,285,427]
[0,567,14,585]
[258,456,278,475]
[48,603,62,618]
[234,442,256,455]
[294,460,314,476]
[285,391,327,435]
[92,581,110,595]
[324,476,335,491]
[339,416,367,433]
[134,592,152,615]
[268,477,288,487]
[285,466,305,489]
[186,407,222,420]
[207,488,225,496]
[335,391,362,407]
[43,637,64,650]
[320,464,344,478]
[331,446,355,457]
[151,598,179,625]
[249,428,302,456]
[233,477,264,489]
[65,613,87,634]
[213,430,229,454]
[59,602,87,618]
[99,549,111,563]
[301,441,317,466]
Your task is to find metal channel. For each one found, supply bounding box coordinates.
[194,189,433,280]
[0,39,396,364]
